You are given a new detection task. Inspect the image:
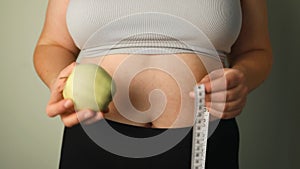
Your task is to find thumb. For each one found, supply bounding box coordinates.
[199,75,209,84]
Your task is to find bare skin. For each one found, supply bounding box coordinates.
[34,0,272,128]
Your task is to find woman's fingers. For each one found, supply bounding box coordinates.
[189,85,247,119]
[201,68,245,93]
[83,112,104,125]
[190,68,248,119]
[206,97,247,113]
[45,62,104,127]
[48,62,77,103]
[208,107,243,119]
[46,99,74,117]
[201,76,227,93]
[46,62,77,119]
[205,84,248,102]
[61,110,96,127]
[60,110,105,127]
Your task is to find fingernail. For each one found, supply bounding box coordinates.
[84,112,94,119]
[64,100,73,108]
[200,76,209,83]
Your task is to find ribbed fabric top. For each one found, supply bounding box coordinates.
[66,0,242,60]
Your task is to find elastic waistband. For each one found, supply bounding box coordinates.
[105,119,192,138]
[78,45,229,67]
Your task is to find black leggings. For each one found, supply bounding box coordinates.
[59,118,239,169]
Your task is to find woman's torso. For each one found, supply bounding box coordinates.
[66,0,242,128]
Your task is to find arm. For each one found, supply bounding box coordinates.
[34,0,104,127]
[33,0,79,90]
[229,0,273,92]
[192,0,273,119]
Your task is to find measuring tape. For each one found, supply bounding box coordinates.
[191,84,209,169]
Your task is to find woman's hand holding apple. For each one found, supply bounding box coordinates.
[46,62,106,127]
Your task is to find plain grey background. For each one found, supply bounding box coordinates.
[0,0,299,169]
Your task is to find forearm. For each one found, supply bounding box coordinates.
[229,49,273,92]
[33,44,78,90]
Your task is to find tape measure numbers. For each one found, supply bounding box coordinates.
[191,84,209,169]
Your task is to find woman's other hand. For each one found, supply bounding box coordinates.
[190,68,249,119]
[46,62,105,127]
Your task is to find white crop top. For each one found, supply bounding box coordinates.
[66,0,242,59]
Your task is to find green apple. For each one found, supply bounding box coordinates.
[63,63,115,112]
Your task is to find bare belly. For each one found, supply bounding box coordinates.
[80,53,222,128]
